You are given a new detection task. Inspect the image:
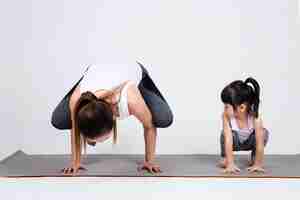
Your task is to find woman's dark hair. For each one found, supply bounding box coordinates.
[76,91,113,139]
[221,77,261,118]
[72,91,118,166]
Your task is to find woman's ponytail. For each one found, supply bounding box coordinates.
[244,77,260,118]
[77,92,98,109]
[73,91,98,163]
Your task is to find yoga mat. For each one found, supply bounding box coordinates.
[1,150,299,178]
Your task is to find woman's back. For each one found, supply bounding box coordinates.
[79,62,142,93]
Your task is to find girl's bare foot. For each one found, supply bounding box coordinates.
[248,159,254,167]
[248,155,255,166]
[247,165,265,173]
[217,158,227,168]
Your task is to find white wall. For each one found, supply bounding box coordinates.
[0,0,298,159]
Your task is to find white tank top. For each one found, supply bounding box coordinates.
[79,62,142,120]
[230,116,254,142]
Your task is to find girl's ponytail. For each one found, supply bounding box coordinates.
[244,77,260,118]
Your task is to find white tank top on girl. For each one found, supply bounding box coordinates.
[230,115,254,143]
[79,62,143,120]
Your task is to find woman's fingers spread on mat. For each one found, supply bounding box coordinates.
[147,167,154,174]
[62,167,73,174]
[138,162,161,174]
[62,165,86,175]
[78,166,87,171]
[151,164,162,173]
[153,166,162,173]
[142,164,154,173]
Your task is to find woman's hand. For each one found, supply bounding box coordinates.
[61,164,87,175]
[137,161,162,174]
[223,163,241,174]
[127,84,160,174]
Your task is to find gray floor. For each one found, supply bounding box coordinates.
[0,150,299,178]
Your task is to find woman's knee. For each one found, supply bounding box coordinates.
[220,131,225,142]
[51,114,63,130]
[51,111,70,130]
[50,98,72,130]
[153,108,173,128]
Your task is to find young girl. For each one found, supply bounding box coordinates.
[219,77,269,174]
[51,62,173,175]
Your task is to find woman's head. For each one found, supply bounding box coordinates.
[72,91,117,166]
[221,77,260,118]
[75,92,114,140]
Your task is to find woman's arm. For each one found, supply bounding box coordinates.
[62,87,85,174]
[70,89,79,167]
[127,83,160,173]
[94,82,128,104]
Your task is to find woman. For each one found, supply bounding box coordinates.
[51,62,173,175]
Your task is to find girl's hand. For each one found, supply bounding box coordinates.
[61,165,87,175]
[217,158,227,168]
[247,165,265,173]
[223,104,234,120]
[137,161,162,174]
[223,163,241,174]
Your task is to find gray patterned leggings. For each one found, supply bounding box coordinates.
[220,129,270,159]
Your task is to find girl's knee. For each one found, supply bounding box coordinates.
[263,128,270,145]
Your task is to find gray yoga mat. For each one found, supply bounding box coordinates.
[0,150,299,178]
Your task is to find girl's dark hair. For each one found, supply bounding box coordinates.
[221,77,261,118]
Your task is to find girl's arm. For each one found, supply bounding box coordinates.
[127,83,160,173]
[223,113,234,165]
[247,117,265,173]
[222,109,240,174]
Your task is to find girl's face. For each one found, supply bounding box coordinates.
[86,129,113,145]
[224,104,234,118]
[224,103,247,118]
[235,104,248,117]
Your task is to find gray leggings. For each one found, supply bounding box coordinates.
[220,129,270,159]
[51,63,173,130]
